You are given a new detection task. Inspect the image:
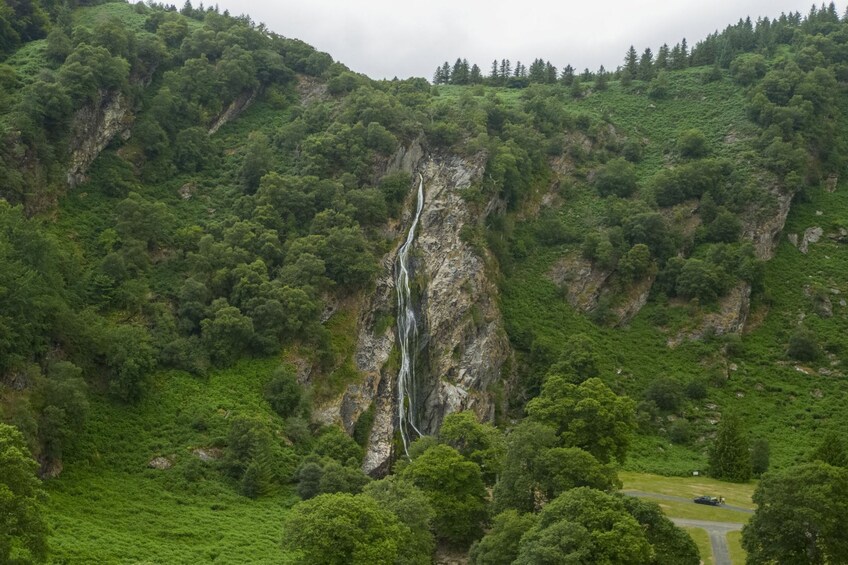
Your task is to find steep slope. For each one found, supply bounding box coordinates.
[328,143,511,475]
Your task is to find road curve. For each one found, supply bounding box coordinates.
[619,490,751,565]
[671,518,745,565]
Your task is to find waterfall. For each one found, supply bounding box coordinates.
[396,173,425,456]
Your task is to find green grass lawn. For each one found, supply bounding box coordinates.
[727,531,747,564]
[620,471,755,509]
[43,358,299,563]
[623,471,752,563]
[683,527,713,565]
[646,498,751,523]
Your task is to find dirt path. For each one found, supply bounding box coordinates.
[670,518,744,565]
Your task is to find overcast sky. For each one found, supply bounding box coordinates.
[211,0,822,79]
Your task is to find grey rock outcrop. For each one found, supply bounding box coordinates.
[669,284,751,346]
[415,156,511,433]
[67,90,133,187]
[147,456,173,470]
[549,254,611,313]
[799,226,824,254]
[208,89,258,135]
[743,186,794,261]
[335,145,510,476]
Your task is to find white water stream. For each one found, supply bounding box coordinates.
[396,173,425,456]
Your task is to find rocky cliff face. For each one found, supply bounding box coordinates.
[549,159,795,338]
[208,88,258,135]
[67,90,133,188]
[328,143,511,475]
[415,155,511,433]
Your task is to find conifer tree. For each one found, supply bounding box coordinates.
[638,48,654,80]
[469,63,482,84]
[624,45,639,75]
[545,61,558,84]
[489,59,499,83]
[670,43,683,69]
[656,43,670,69]
[751,438,770,476]
[513,61,526,78]
[500,59,511,80]
[560,64,575,86]
[570,77,583,99]
[594,65,608,90]
[528,58,546,83]
[709,412,752,482]
[439,61,451,84]
[451,58,470,85]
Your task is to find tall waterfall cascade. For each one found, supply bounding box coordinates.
[395,173,425,456]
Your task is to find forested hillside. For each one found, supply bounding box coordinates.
[3,0,848,563]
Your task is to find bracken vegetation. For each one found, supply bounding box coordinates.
[3,0,848,563]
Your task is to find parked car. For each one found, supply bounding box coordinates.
[694,495,722,506]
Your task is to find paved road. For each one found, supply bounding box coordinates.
[671,518,745,565]
[621,489,755,514]
[620,490,752,565]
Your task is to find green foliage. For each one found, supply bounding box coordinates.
[514,488,653,564]
[647,70,670,99]
[676,129,709,158]
[352,403,375,447]
[592,157,637,197]
[0,202,68,374]
[809,430,847,468]
[751,438,770,476]
[787,326,820,361]
[0,423,48,563]
[438,411,505,485]
[547,333,601,383]
[201,300,255,367]
[619,495,700,564]
[709,412,752,482]
[281,493,405,565]
[743,462,848,564]
[469,510,538,565]
[222,415,298,495]
[240,131,273,193]
[311,426,364,466]
[492,421,618,513]
[618,243,653,282]
[264,364,302,418]
[362,477,436,565]
[401,444,487,547]
[34,361,89,464]
[730,53,766,85]
[527,376,636,464]
[645,377,683,412]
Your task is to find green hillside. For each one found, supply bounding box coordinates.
[2,1,848,563]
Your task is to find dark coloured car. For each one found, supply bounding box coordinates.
[694,495,721,506]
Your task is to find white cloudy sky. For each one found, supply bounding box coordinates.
[211,0,822,79]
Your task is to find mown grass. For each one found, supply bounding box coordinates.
[620,471,755,509]
[727,531,747,564]
[645,498,750,524]
[43,358,298,563]
[683,527,713,565]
